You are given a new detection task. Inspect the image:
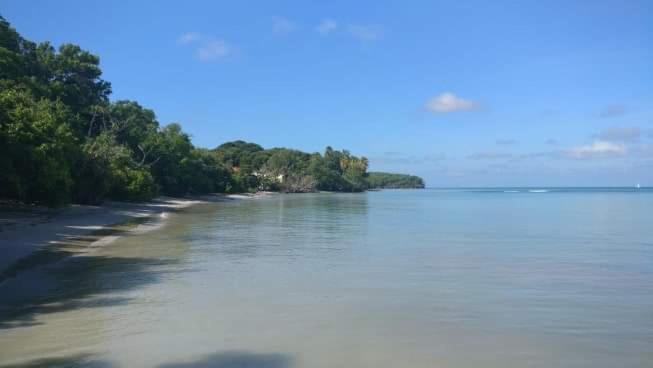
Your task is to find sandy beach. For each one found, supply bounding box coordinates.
[0,193,267,281]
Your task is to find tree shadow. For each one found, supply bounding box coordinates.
[0,246,180,330]
[0,353,113,368]
[158,351,294,368]
[0,214,157,283]
[0,195,217,278]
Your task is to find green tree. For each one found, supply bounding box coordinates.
[366,172,425,189]
[213,140,266,172]
[0,88,76,206]
[73,131,157,204]
[1,15,425,206]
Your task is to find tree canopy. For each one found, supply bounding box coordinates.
[0,16,423,206]
[366,172,426,189]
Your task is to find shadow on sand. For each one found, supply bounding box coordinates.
[0,350,293,368]
[0,245,181,330]
[0,353,113,368]
[0,215,156,283]
[158,351,294,368]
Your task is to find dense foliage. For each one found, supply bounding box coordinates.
[212,142,371,193]
[0,16,423,206]
[366,172,426,189]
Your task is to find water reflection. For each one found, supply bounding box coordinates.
[186,193,369,260]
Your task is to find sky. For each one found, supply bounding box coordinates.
[3,0,653,186]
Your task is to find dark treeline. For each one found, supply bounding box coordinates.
[366,172,425,189]
[0,17,423,206]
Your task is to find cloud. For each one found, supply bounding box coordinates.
[599,104,627,118]
[490,133,643,162]
[467,152,513,160]
[272,16,296,34]
[425,92,477,113]
[566,140,626,159]
[177,32,201,44]
[496,139,517,146]
[177,32,230,62]
[197,39,230,61]
[347,24,383,41]
[594,127,641,143]
[316,19,338,35]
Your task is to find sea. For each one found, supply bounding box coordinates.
[0,188,652,367]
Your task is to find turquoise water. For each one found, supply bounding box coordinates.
[1,189,652,367]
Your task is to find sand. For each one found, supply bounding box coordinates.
[0,193,268,279]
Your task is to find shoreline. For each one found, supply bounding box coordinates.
[0,193,269,281]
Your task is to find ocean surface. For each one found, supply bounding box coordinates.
[1,188,652,367]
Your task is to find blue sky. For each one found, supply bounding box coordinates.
[3,0,652,186]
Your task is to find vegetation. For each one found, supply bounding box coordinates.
[0,16,423,206]
[366,172,425,189]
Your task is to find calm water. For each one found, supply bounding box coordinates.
[1,189,652,367]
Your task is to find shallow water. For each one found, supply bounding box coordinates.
[1,190,652,367]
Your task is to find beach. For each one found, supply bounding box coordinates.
[0,193,266,281]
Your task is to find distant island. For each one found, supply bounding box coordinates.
[210,141,425,194]
[0,17,423,207]
[367,172,425,189]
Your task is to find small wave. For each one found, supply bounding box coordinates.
[528,189,549,193]
[503,190,520,193]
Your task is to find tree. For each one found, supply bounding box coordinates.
[73,131,157,204]
[213,140,265,171]
[0,87,76,206]
[1,15,424,206]
[366,172,425,189]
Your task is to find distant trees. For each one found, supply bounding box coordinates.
[210,143,372,193]
[366,172,425,189]
[0,16,424,206]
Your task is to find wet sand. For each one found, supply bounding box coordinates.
[0,193,267,281]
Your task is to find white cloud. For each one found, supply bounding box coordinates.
[567,140,626,159]
[347,24,382,41]
[197,39,230,61]
[272,16,296,34]
[177,32,201,44]
[177,33,230,62]
[316,19,338,35]
[425,92,477,113]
